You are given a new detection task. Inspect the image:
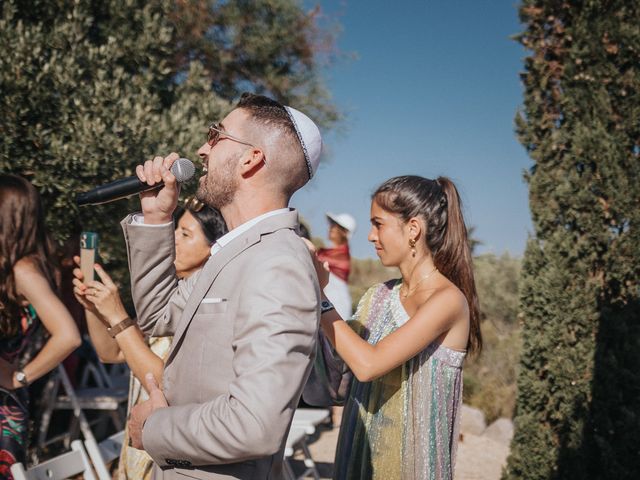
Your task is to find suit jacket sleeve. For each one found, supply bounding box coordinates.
[141,253,319,465]
[121,215,195,337]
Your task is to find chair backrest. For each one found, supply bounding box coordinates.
[84,429,125,480]
[37,364,127,453]
[98,429,125,464]
[10,440,96,480]
[76,336,130,390]
[80,361,112,389]
[36,365,115,480]
[106,362,131,389]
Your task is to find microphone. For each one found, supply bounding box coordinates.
[76,158,196,206]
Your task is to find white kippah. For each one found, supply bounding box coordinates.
[284,106,322,179]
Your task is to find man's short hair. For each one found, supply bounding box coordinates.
[237,94,293,131]
[236,93,308,196]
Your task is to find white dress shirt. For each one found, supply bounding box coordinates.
[132,208,292,256]
[209,208,290,256]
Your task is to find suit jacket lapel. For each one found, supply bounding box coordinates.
[165,210,299,363]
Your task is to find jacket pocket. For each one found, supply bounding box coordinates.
[195,299,228,315]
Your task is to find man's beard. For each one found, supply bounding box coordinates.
[196,152,240,209]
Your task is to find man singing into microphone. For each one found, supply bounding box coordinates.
[120,93,323,479]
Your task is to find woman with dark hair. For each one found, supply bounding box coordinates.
[309,175,481,480]
[172,198,227,279]
[72,198,226,480]
[0,174,81,477]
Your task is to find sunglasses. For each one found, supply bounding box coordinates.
[207,123,255,148]
[183,196,205,212]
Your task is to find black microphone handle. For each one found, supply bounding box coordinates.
[76,176,163,206]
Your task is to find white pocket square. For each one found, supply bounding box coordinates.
[201,297,226,304]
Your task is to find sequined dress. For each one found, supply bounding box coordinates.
[333,280,466,480]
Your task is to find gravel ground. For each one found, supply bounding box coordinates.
[290,409,510,479]
[455,432,509,480]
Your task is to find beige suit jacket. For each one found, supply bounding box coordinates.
[121,210,320,479]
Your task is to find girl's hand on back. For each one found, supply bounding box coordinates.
[302,238,331,292]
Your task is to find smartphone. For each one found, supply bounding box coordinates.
[80,231,99,284]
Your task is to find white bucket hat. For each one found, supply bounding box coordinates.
[326,212,357,239]
[284,106,322,179]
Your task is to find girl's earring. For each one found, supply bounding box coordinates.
[409,238,416,257]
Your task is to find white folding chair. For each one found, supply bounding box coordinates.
[292,408,330,435]
[79,360,111,388]
[84,429,125,480]
[284,426,321,480]
[37,364,128,452]
[284,409,329,479]
[10,439,96,480]
[104,363,131,390]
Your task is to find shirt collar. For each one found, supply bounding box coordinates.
[210,208,291,256]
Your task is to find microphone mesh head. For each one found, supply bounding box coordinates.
[170,158,196,183]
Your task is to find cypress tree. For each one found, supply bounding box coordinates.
[505,2,640,479]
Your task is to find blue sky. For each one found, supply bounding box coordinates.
[291,0,533,259]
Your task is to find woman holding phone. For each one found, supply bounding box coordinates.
[73,198,226,480]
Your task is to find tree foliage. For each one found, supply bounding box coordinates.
[170,0,341,129]
[464,253,521,423]
[0,0,339,294]
[0,0,225,282]
[505,2,640,479]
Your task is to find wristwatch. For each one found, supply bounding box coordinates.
[15,370,28,387]
[320,299,335,315]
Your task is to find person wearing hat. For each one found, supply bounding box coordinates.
[119,93,323,479]
[317,212,356,319]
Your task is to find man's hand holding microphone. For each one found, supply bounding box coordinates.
[135,153,182,225]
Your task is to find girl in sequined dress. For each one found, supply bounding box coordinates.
[308,175,482,480]
[0,175,82,478]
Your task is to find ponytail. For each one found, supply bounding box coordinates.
[434,177,482,354]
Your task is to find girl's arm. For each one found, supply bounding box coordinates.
[320,287,467,382]
[84,307,164,388]
[84,309,126,364]
[108,324,164,388]
[72,260,163,387]
[305,238,464,383]
[11,258,82,388]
